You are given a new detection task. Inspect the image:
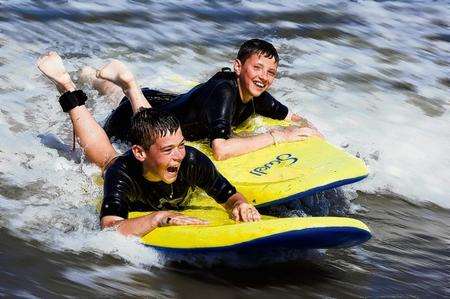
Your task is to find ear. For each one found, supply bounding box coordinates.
[131,145,147,162]
[233,59,242,76]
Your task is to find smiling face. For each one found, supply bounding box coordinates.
[234,53,278,102]
[137,128,186,184]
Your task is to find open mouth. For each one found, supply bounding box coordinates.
[167,166,178,174]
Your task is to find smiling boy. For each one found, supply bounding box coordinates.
[84,39,323,161]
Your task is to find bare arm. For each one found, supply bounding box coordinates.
[211,131,275,160]
[101,211,208,237]
[211,125,319,161]
[102,194,260,236]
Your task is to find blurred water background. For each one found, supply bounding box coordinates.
[0,1,449,297]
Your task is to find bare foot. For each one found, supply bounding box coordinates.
[79,65,124,102]
[37,52,75,93]
[96,60,135,92]
[79,66,97,86]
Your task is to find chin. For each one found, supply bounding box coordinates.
[251,90,264,97]
[163,175,177,184]
[248,86,266,97]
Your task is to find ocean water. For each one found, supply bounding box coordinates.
[0,0,449,297]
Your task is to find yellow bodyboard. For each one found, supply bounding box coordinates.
[131,192,371,252]
[187,116,368,207]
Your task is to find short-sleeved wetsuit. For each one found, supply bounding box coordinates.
[100,146,236,219]
[103,69,289,143]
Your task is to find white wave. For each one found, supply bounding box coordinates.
[272,1,450,207]
[63,265,167,297]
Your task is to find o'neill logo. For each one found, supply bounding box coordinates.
[249,154,298,176]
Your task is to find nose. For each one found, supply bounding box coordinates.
[259,70,269,82]
[172,146,184,161]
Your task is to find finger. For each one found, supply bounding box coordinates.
[177,216,205,224]
[171,216,207,226]
[171,217,187,225]
[243,207,253,222]
[253,209,261,221]
[232,207,240,222]
[249,209,256,222]
[183,219,207,225]
[188,217,208,225]
[248,208,256,222]
[240,207,249,222]
[247,210,254,222]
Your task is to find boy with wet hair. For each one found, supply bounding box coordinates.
[37,52,261,237]
[82,38,323,161]
[128,108,180,150]
[236,38,279,64]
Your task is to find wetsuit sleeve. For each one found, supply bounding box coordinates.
[254,91,289,120]
[184,147,236,203]
[100,166,133,220]
[205,81,236,140]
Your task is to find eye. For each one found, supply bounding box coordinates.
[268,71,276,77]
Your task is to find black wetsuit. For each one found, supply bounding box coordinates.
[100,146,236,219]
[103,69,289,143]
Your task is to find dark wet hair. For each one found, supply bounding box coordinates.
[237,39,279,64]
[129,108,180,150]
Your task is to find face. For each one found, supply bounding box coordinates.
[234,53,278,102]
[139,128,186,184]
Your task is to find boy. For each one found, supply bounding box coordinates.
[37,52,261,237]
[83,39,323,161]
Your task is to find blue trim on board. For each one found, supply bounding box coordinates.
[255,174,368,208]
[145,226,372,254]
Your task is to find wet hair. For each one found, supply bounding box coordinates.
[237,39,279,64]
[129,108,180,150]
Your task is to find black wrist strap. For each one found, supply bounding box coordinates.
[73,90,87,106]
[58,90,87,112]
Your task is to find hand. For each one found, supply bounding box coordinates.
[289,113,308,126]
[273,126,323,143]
[289,113,323,135]
[155,211,208,227]
[296,126,324,139]
[231,201,261,222]
[224,193,261,222]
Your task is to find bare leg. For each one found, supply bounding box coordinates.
[96,60,151,113]
[79,66,124,104]
[37,52,117,169]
